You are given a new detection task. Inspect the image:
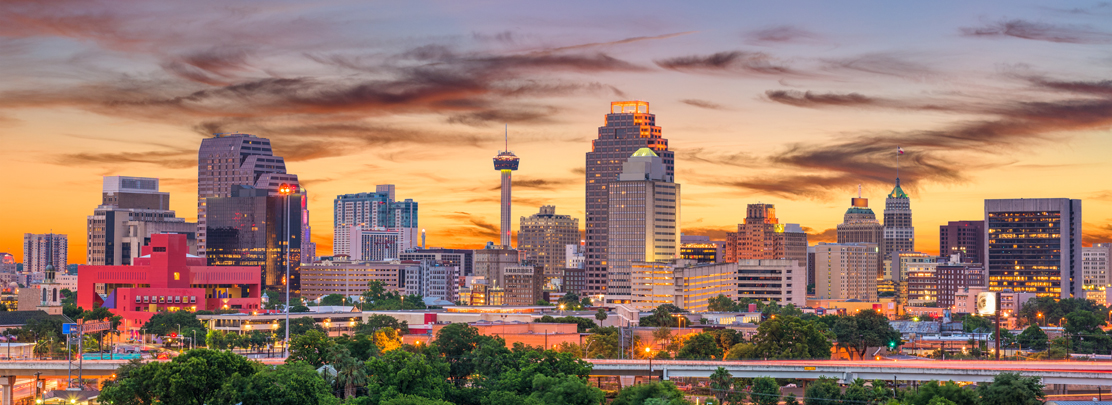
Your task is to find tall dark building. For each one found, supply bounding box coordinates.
[939,220,984,263]
[985,198,1082,298]
[585,101,673,298]
[883,179,915,256]
[206,185,302,292]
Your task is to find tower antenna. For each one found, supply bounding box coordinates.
[896,145,900,183]
[505,124,508,151]
[858,184,862,199]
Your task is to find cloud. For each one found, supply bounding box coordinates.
[679,99,727,110]
[821,53,937,80]
[1084,223,1112,246]
[1089,190,1112,202]
[681,226,733,241]
[960,19,1112,44]
[655,51,799,76]
[490,177,576,191]
[802,226,837,243]
[765,90,881,108]
[676,148,760,168]
[1030,77,1112,96]
[544,31,695,53]
[56,149,196,169]
[744,26,821,45]
[443,211,500,240]
[162,47,254,86]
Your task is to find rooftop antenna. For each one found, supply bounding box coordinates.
[504,124,508,152]
[858,184,862,198]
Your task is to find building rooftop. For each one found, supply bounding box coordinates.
[631,147,658,158]
[888,180,909,199]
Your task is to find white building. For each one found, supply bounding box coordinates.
[735,259,805,306]
[1083,243,1111,287]
[630,260,733,312]
[814,243,879,301]
[344,225,414,261]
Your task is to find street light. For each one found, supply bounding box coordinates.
[645,347,653,383]
[176,324,181,351]
[279,183,293,357]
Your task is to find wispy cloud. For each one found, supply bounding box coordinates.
[961,19,1112,44]
[802,226,837,243]
[655,51,800,76]
[679,99,728,110]
[744,26,822,45]
[56,149,195,169]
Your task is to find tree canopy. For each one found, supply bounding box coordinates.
[831,310,901,360]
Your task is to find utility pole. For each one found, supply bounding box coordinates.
[994,293,1001,361]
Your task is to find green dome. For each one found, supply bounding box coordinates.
[845,207,875,215]
[631,148,658,158]
[888,178,908,198]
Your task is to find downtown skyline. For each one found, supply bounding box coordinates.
[3,1,1112,262]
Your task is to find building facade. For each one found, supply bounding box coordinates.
[606,148,679,302]
[836,196,885,279]
[735,259,806,305]
[517,205,579,289]
[299,257,411,300]
[985,198,1083,298]
[585,101,674,296]
[23,233,67,273]
[197,133,304,257]
[400,248,474,277]
[935,260,986,309]
[630,260,733,312]
[502,265,543,306]
[332,185,419,256]
[205,185,302,292]
[883,179,915,257]
[87,176,196,266]
[1082,243,1111,287]
[814,243,878,301]
[940,220,985,264]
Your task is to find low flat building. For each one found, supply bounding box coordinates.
[735,259,805,305]
[299,256,412,300]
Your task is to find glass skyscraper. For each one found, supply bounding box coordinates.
[985,198,1082,298]
[206,186,302,292]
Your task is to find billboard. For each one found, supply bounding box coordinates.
[976,292,997,315]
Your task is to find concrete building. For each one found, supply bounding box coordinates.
[0,253,15,274]
[585,101,674,297]
[403,262,460,303]
[814,243,878,301]
[836,195,885,279]
[806,246,816,288]
[23,233,67,274]
[87,176,196,266]
[197,133,305,257]
[935,259,986,309]
[735,259,806,305]
[940,220,985,264]
[905,260,940,306]
[985,198,1083,298]
[501,265,543,306]
[563,267,586,295]
[400,248,474,277]
[883,179,915,258]
[680,242,720,263]
[494,131,520,248]
[344,226,406,261]
[630,260,734,312]
[299,257,411,300]
[517,205,579,289]
[784,224,809,270]
[1082,243,1111,287]
[77,234,262,333]
[606,148,680,303]
[565,244,585,269]
[332,185,418,256]
[205,185,302,292]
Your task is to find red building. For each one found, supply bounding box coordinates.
[77,234,262,333]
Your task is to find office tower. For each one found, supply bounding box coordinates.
[883,179,915,256]
[784,224,808,268]
[473,245,520,302]
[198,133,303,256]
[494,130,520,248]
[1082,243,1111,287]
[735,259,806,305]
[813,242,878,301]
[935,259,985,309]
[585,101,674,296]
[985,198,1082,298]
[939,220,985,263]
[502,264,543,306]
[836,194,885,279]
[606,148,680,302]
[631,260,733,312]
[87,176,196,266]
[205,185,302,292]
[332,185,419,255]
[807,246,816,288]
[517,205,579,289]
[400,248,474,277]
[736,204,781,260]
[723,232,738,263]
[345,226,405,261]
[23,233,67,273]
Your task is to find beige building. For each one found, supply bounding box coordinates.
[1083,244,1111,287]
[953,286,1036,318]
[517,206,579,290]
[836,196,885,279]
[735,259,805,305]
[502,265,543,306]
[299,257,413,300]
[814,243,878,301]
[630,260,733,312]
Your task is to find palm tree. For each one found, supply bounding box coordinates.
[329,346,367,400]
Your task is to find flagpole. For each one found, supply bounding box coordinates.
[896,145,900,182]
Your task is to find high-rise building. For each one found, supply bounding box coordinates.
[502,264,543,306]
[940,221,985,263]
[332,185,419,256]
[679,235,721,263]
[400,248,474,277]
[345,226,406,261]
[205,185,302,292]
[517,205,579,289]
[585,101,674,297]
[735,259,806,305]
[494,130,520,248]
[631,260,733,312]
[883,179,915,257]
[23,233,67,273]
[0,253,15,274]
[783,224,809,269]
[836,194,885,279]
[87,176,196,266]
[985,198,1082,298]
[197,133,303,257]
[605,148,680,302]
[813,242,878,301]
[1082,244,1110,287]
[736,204,781,260]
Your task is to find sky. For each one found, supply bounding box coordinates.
[2,0,1111,263]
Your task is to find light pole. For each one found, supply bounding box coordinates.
[279,183,293,357]
[645,347,653,383]
[176,324,181,351]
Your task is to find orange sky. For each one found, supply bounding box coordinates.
[2,1,1111,263]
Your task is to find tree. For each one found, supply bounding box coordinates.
[707,294,738,312]
[379,395,455,405]
[750,377,780,405]
[364,349,450,404]
[287,329,335,368]
[584,327,622,359]
[436,323,483,387]
[357,314,410,335]
[803,377,841,405]
[902,380,976,405]
[676,333,722,360]
[153,349,260,405]
[373,327,403,353]
[210,362,340,405]
[709,367,745,405]
[1017,325,1048,351]
[526,374,605,405]
[595,308,607,321]
[783,393,800,405]
[263,290,283,310]
[961,315,992,333]
[98,359,158,405]
[144,311,204,337]
[832,310,901,360]
[328,346,367,400]
[278,317,324,336]
[290,305,312,313]
[977,372,1045,405]
[725,316,831,360]
[320,294,346,306]
[707,329,742,353]
[611,381,689,405]
[557,292,584,311]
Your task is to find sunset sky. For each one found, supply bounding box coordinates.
[2,1,1111,263]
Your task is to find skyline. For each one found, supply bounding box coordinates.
[3,1,1112,262]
